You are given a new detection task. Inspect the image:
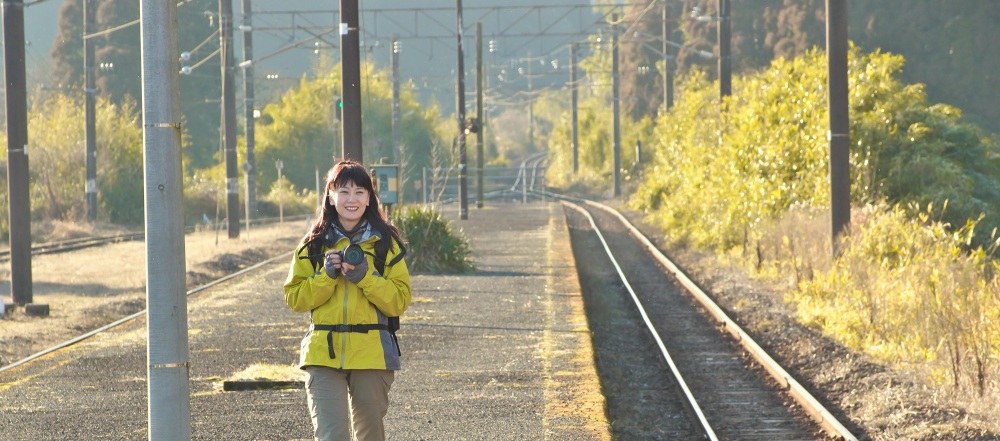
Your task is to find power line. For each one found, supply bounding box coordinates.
[83,0,199,40]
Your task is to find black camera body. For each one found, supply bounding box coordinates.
[340,244,365,265]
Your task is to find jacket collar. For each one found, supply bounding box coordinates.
[331,219,381,244]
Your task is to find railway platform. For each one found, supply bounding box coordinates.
[0,201,611,440]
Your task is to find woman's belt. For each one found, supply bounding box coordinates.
[311,323,389,359]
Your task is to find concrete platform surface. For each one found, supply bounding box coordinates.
[0,202,610,440]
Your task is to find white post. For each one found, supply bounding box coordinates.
[140,0,190,438]
[276,160,284,223]
[315,166,321,208]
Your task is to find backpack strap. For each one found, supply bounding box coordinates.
[374,235,406,275]
[375,235,406,356]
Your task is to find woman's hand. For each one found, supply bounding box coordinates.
[324,251,342,279]
[343,258,368,284]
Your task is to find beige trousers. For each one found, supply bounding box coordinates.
[304,367,395,441]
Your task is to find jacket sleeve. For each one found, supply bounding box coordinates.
[356,241,411,317]
[283,244,338,313]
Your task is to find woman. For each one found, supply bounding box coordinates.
[284,160,411,441]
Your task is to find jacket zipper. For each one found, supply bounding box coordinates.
[339,276,349,369]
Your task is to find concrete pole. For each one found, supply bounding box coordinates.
[827,0,850,256]
[220,0,240,239]
[340,0,363,162]
[527,51,534,151]
[476,22,484,209]
[456,0,468,219]
[612,14,621,198]
[718,0,731,101]
[241,0,257,221]
[570,42,578,173]
[84,0,98,222]
[663,0,674,111]
[139,0,190,438]
[3,0,33,306]
[391,34,401,165]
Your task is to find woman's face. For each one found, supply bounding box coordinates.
[329,180,369,230]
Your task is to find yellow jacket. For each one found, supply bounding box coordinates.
[283,222,411,370]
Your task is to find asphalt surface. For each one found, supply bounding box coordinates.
[0,201,611,440]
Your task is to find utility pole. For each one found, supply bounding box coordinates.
[570,42,578,173]
[527,51,534,151]
[456,0,468,219]
[612,14,621,198]
[140,0,190,437]
[475,22,484,209]
[718,0,731,102]
[662,0,674,111]
[827,0,850,256]
[391,34,401,164]
[3,0,33,306]
[341,0,363,162]
[220,0,240,239]
[84,0,98,222]
[241,0,256,221]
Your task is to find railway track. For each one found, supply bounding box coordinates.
[0,231,145,262]
[0,215,307,263]
[558,197,855,440]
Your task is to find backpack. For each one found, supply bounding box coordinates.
[374,235,406,355]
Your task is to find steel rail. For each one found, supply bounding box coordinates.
[579,199,857,440]
[528,147,854,438]
[562,200,718,440]
[0,251,293,374]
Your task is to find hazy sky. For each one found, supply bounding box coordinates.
[21,0,62,76]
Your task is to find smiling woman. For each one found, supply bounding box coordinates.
[283,159,411,441]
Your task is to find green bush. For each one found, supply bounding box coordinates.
[793,202,1000,396]
[257,176,318,219]
[393,205,474,274]
[626,46,1000,251]
[599,44,1000,398]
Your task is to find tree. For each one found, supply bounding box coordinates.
[50,0,83,88]
[241,63,447,205]
[20,90,143,225]
[51,0,225,170]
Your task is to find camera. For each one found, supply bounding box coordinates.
[319,228,365,265]
[341,244,365,265]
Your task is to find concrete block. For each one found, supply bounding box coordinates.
[25,303,50,317]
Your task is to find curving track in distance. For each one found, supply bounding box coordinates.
[563,199,857,440]
[512,152,854,439]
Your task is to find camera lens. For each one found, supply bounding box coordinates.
[343,244,365,265]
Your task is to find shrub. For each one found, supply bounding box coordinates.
[393,205,474,274]
[792,202,1000,397]
[257,177,318,218]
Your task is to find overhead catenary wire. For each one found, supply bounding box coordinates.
[185,29,221,57]
[82,0,199,40]
[186,48,221,72]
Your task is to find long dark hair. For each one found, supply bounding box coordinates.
[301,160,403,267]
